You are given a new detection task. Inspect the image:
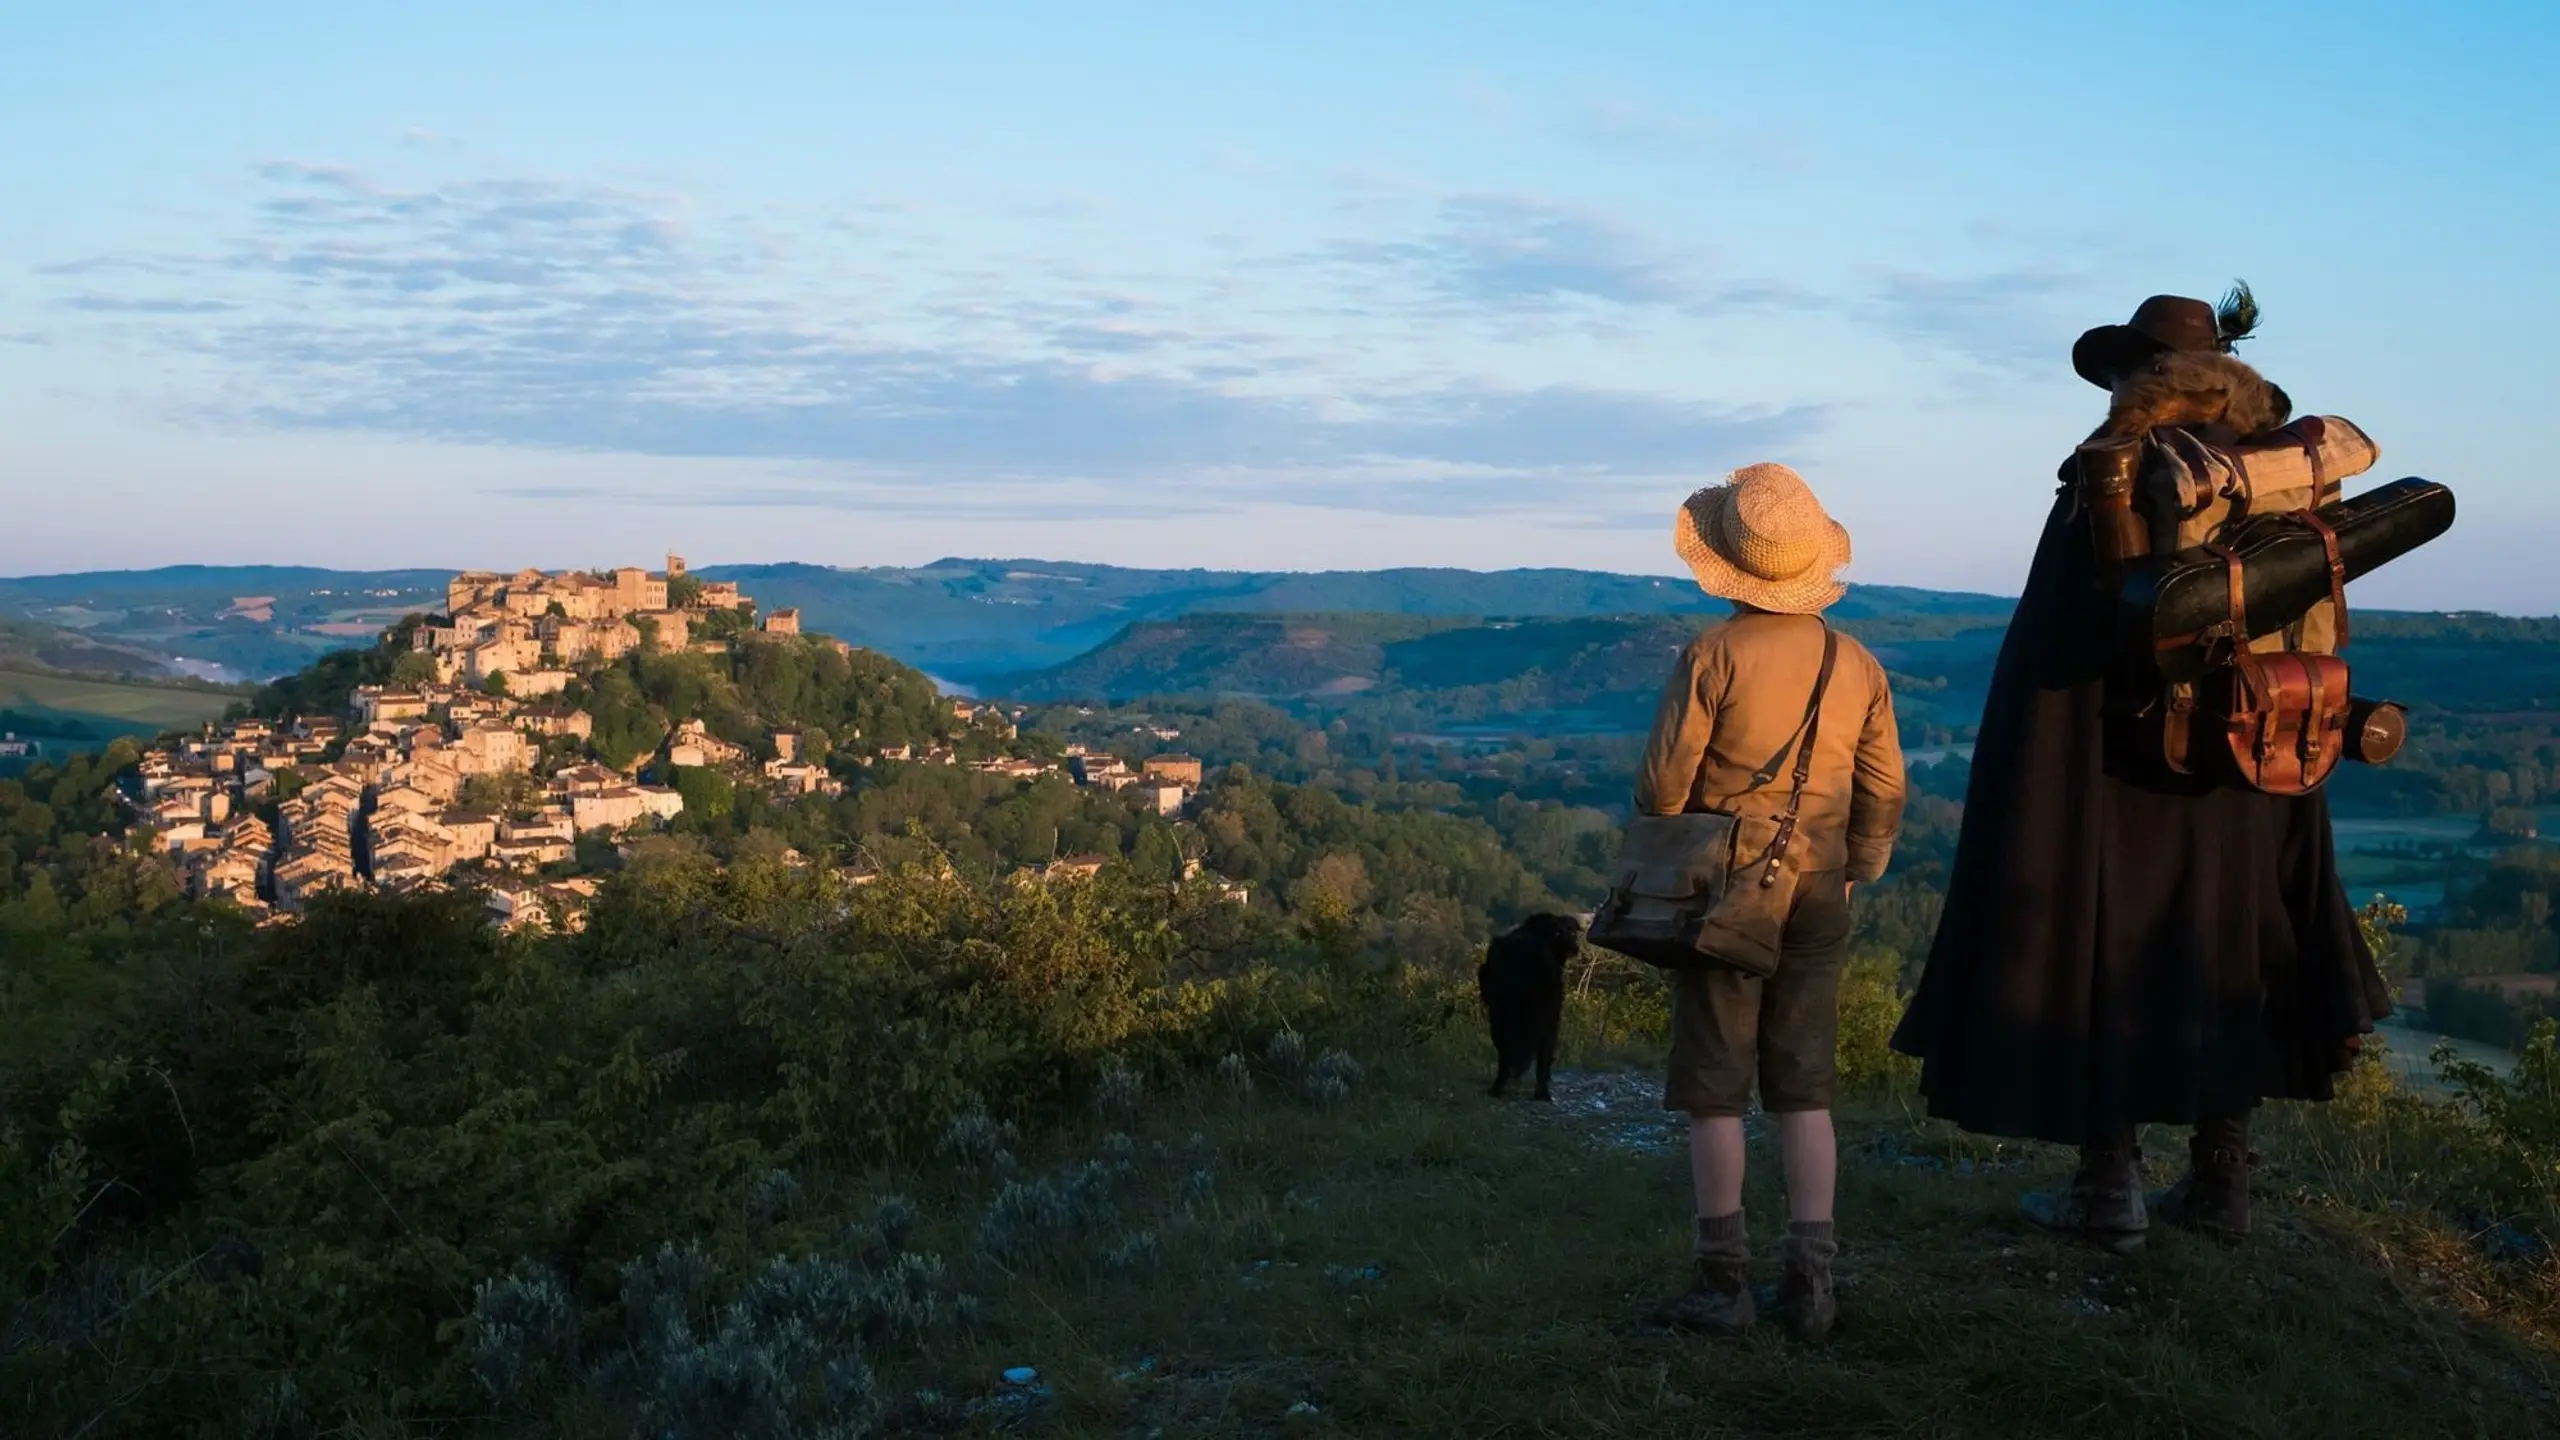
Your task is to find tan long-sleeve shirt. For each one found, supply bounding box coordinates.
[1633,610,1907,883]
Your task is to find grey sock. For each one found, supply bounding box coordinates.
[1695,1210,1748,1255]
[1787,1220,1836,1247]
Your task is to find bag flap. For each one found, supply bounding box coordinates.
[1612,813,1736,898]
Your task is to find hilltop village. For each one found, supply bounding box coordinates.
[124,557,1206,929]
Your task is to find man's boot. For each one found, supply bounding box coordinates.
[2151,1114,2255,1240]
[1773,1220,1838,1342]
[2019,1133,2148,1253]
[1656,1211,1755,1334]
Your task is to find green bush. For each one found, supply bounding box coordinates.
[1834,946,1920,1097]
[2438,1019,2560,1247]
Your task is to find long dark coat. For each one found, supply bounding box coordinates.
[1888,475,2391,1146]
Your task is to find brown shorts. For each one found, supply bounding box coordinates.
[1663,869,1855,1117]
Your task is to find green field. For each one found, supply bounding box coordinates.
[0,666,238,737]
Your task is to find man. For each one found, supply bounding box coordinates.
[1889,290,2390,1249]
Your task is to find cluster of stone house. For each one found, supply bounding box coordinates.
[487,876,603,933]
[117,560,1247,930]
[421,554,804,686]
[1065,748,1203,816]
[134,716,345,916]
[939,746,1202,818]
[126,668,701,920]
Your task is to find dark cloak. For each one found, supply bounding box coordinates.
[1888,478,2391,1146]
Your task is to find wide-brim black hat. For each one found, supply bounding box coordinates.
[2072,293,2227,388]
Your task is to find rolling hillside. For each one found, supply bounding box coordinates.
[993,609,2015,742]
[0,617,249,761]
[0,566,447,681]
[701,558,2018,680]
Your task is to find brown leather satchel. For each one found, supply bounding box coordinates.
[2162,513,2354,795]
[1589,626,1838,977]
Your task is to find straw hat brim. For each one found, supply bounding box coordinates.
[1674,484,1851,615]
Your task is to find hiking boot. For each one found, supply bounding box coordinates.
[1773,1222,1838,1342]
[2020,1135,2148,1254]
[2150,1115,2255,1240]
[1656,1212,1754,1334]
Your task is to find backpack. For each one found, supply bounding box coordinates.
[2080,416,2398,795]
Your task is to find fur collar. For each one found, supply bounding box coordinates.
[2088,350,2292,444]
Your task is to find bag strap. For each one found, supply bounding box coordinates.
[1759,624,1840,889]
[2205,540,2246,652]
[2298,509,2350,650]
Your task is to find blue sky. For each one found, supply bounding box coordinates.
[3,1,2554,609]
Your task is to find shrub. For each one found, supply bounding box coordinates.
[1106,1230,1163,1272]
[977,1160,1121,1265]
[1265,1030,1308,1079]
[1304,1049,1363,1106]
[1093,1060,1144,1119]
[2438,1020,2560,1247]
[1834,947,1921,1096]
[938,1106,1021,1174]
[867,1194,918,1253]
[467,1263,576,1403]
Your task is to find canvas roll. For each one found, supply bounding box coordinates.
[2120,478,2455,683]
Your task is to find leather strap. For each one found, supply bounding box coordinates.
[1760,624,1840,888]
[2298,419,2336,505]
[2301,656,2327,769]
[2163,681,2195,774]
[2298,509,2349,650]
[2206,540,2246,649]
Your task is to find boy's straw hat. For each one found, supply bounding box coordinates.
[1672,463,1852,615]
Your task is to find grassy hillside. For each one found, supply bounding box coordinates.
[0,618,251,760]
[0,618,187,679]
[6,858,2553,1438]
[932,1054,2558,1439]
[0,666,237,737]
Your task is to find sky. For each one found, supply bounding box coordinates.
[2,1,2555,609]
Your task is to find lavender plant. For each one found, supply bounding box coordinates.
[977,1159,1121,1264]
[1093,1060,1144,1119]
[466,1263,576,1403]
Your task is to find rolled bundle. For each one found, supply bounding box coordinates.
[2120,478,2455,683]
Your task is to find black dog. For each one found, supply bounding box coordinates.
[1478,913,1583,1101]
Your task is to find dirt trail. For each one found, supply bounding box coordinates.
[1511,1069,1748,1155]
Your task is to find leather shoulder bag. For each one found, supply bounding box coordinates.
[1588,624,1838,978]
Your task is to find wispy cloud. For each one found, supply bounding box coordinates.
[60,296,240,314]
[1331,194,1696,309]
[35,155,1828,512]
[1865,267,2091,375]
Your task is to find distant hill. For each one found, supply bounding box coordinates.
[0,566,448,682]
[0,617,248,759]
[0,617,188,680]
[15,557,2555,732]
[2,558,2018,683]
[694,558,2018,681]
[994,608,2016,742]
